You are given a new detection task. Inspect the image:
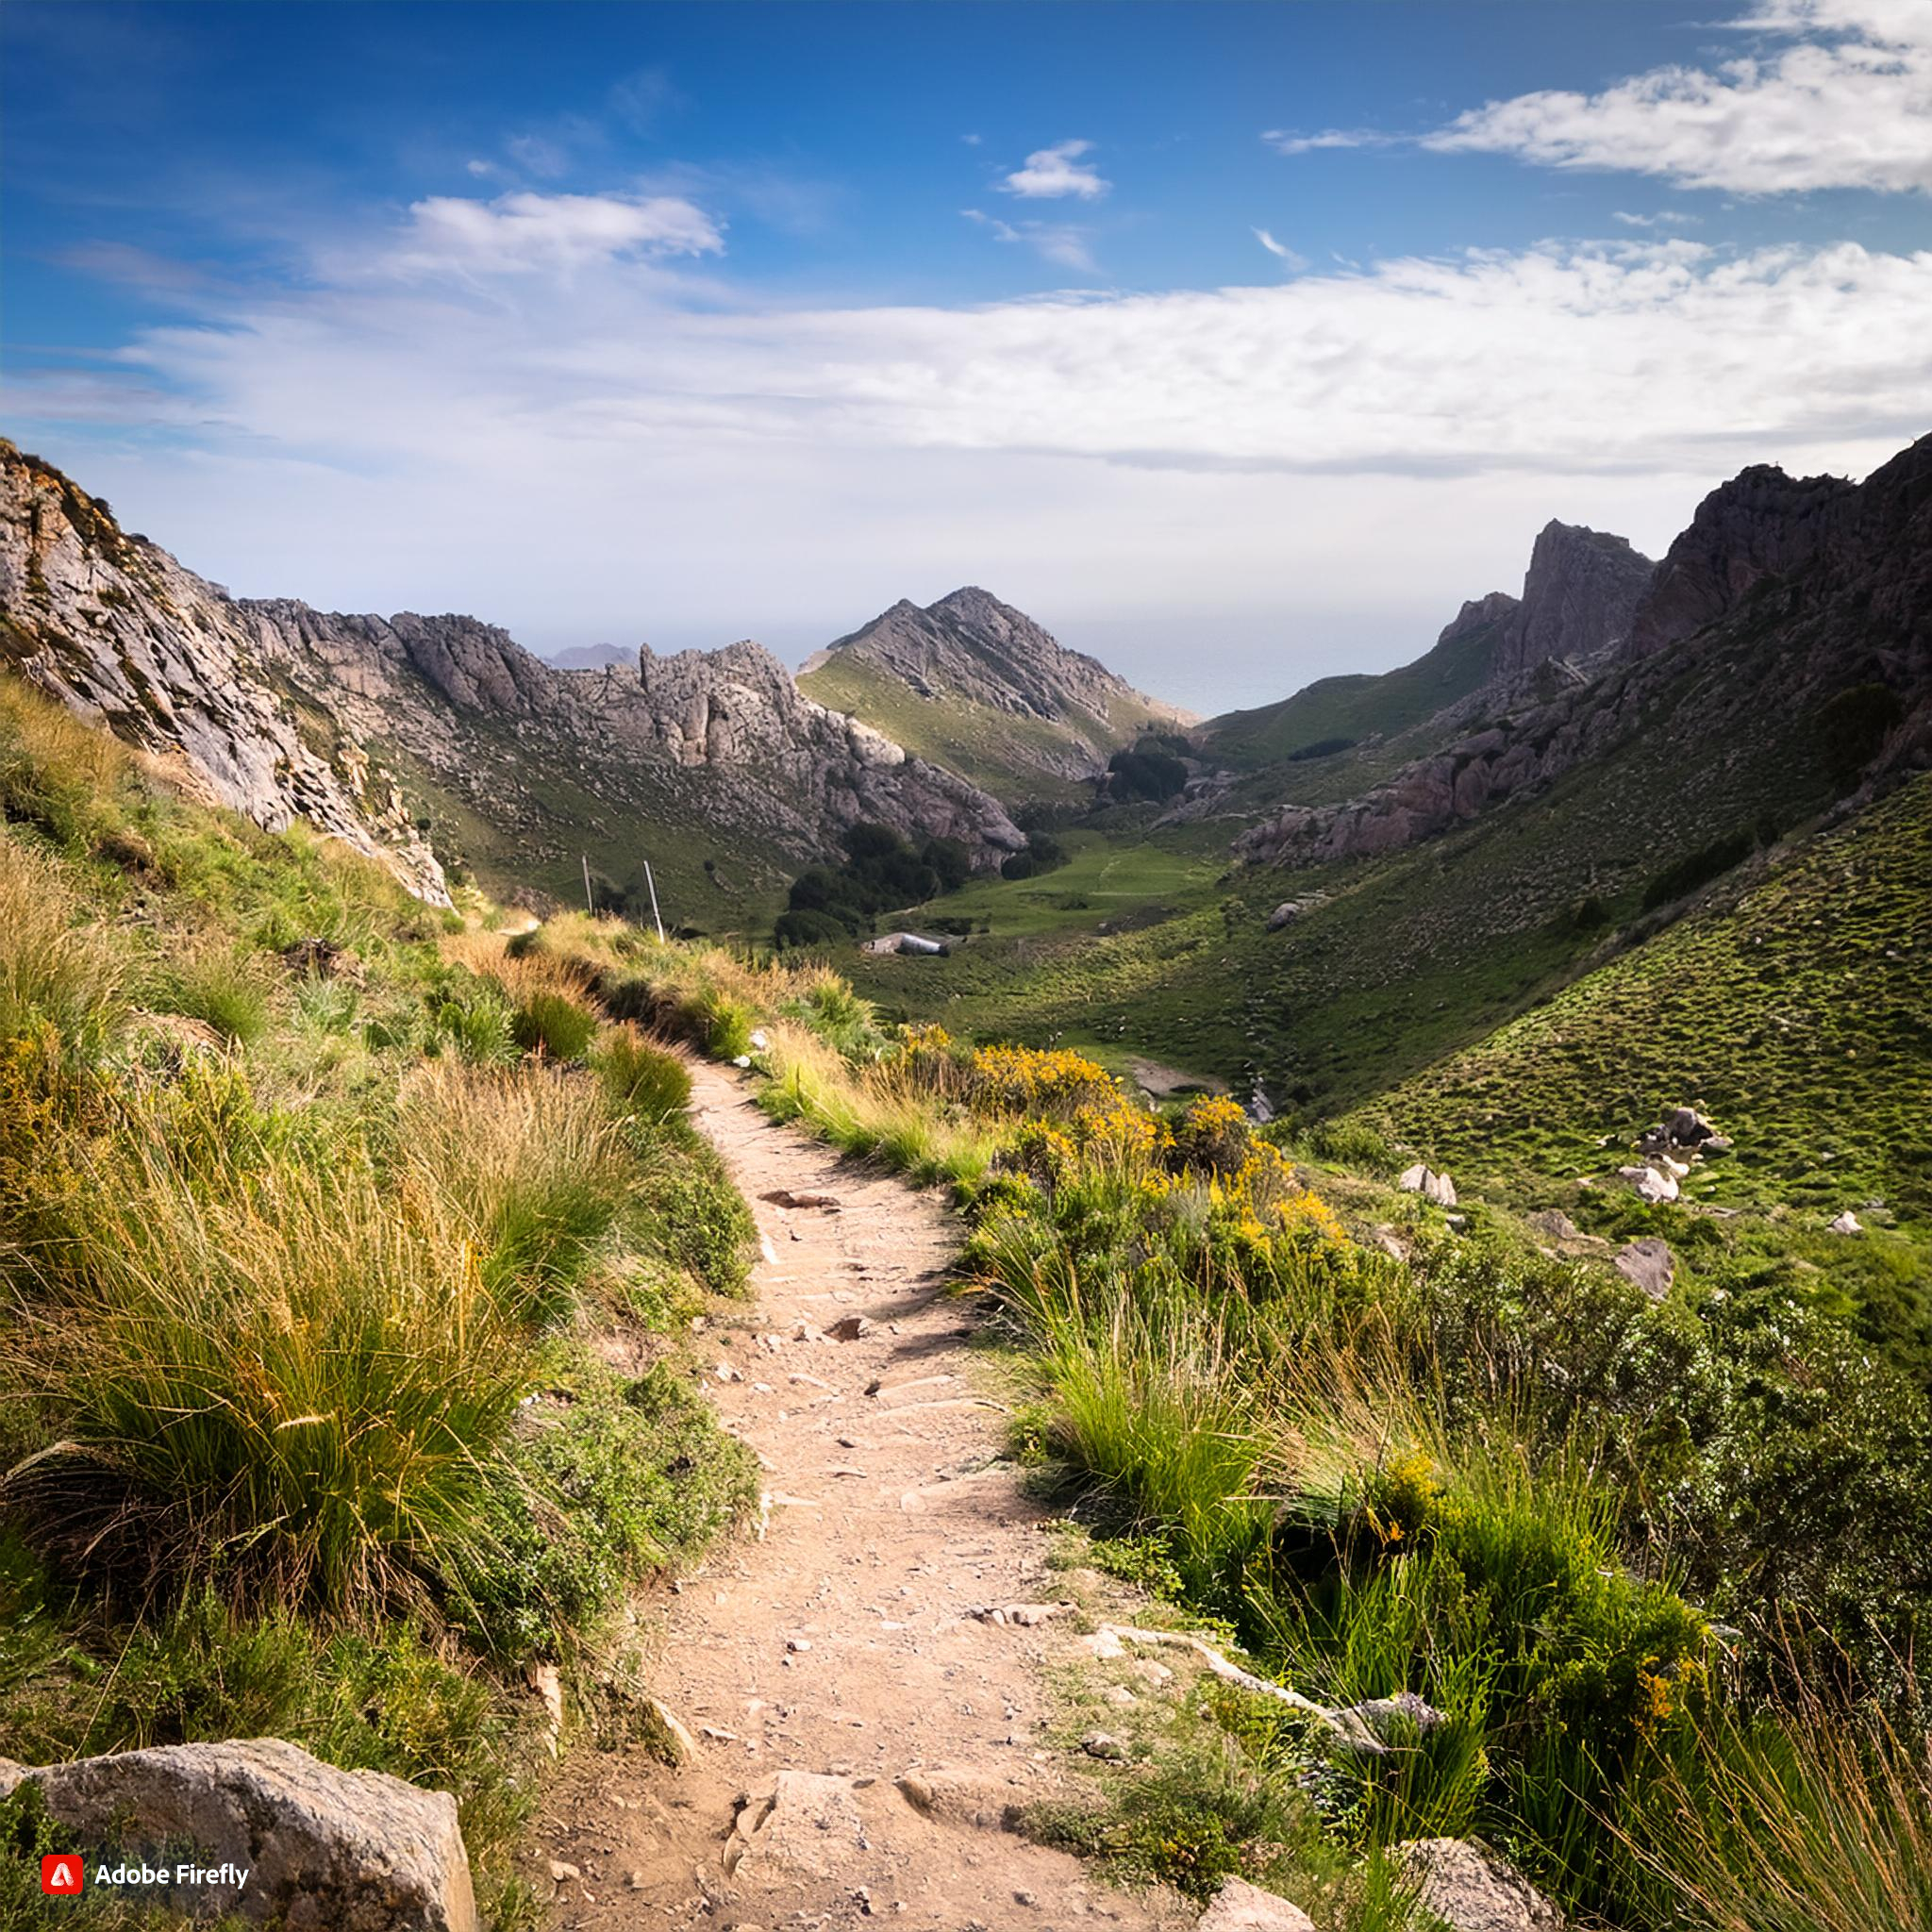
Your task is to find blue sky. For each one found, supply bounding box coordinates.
[4,0,1929,710]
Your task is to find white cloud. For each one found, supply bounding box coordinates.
[1000,140,1109,200]
[365,191,724,279]
[963,208,1098,272]
[1611,209,1698,227]
[20,223,1930,709]
[1424,0,1932,193]
[1253,227,1307,268]
[505,133,572,180]
[1262,128,1391,155]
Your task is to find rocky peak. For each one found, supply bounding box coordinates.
[1497,521,1655,676]
[1439,589,1520,650]
[811,586,1171,732]
[1627,463,1862,658]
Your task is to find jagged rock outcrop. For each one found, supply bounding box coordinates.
[1,443,1024,900]
[801,585,1189,790]
[1234,435,1931,870]
[243,604,1024,866]
[1627,465,1859,659]
[0,441,449,905]
[1497,521,1655,677]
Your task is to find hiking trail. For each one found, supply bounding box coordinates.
[537,1058,1193,1932]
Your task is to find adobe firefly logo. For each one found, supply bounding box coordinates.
[41,1854,84,1895]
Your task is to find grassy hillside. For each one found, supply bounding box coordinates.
[1203,603,1510,774]
[799,647,1175,806]
[0,673,758,1928]
[1356,770,1932,1222]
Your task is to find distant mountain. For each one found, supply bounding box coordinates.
[1235,437,1929,870]
[548,642,637,672]
[0,443,1023,921]
[1204,520,1655,775]
[798,586,1191,802]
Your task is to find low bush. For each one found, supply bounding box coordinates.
[597,1026,691,1122]
[511,988,598,1061]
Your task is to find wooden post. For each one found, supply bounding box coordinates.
[643,859,665,943]
[581,854,594,915]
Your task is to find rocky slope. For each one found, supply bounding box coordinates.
[1202,523,1653,779]
[799,586,1189,799]
[0,441,450,904]
[1234,438,1929,869]
[0,444,1024,919]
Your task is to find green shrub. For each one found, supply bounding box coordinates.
[2,1144,531,1614]
[628,1129,754,1294]
[598,1028,691,1122]
[511,989,597,1061]
[453,1356,758,1663]
[704,991,754,1060]
[150,946,271,1046]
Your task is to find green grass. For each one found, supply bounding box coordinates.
[1355,771,1932,1227]
[0,670,762,1926]
[1204,603,1510,776]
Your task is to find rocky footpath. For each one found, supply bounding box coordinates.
[0,441,449,905]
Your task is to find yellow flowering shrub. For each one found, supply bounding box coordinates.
[1168,1093,1254,1177]
[967,1042,1118,1119]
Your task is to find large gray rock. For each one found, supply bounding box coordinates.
[1196,1876,1317,1931]
[1400,1838,1563,1931]
[5,1739,475,1931]
[1497,520,1656,677]
[1614,1237,1674,1301]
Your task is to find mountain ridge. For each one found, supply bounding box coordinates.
[0,442,1025,920]
[799,584,1190,800]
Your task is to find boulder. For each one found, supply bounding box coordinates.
[1617,1164,1679,1205]
[1614,1237,1674,1301]
[1266,902,1303,931]
[6,1739,475,1931]
[1399,1838,1564,1931]
[1397,1164,1457,1206]
[1196,1876,1317,1931]
[1329,1690,1445,1758]
[1828,1210,1863,1235]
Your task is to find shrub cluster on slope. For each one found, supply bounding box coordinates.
[0,675,758,1928]
[558,932,1932,1932]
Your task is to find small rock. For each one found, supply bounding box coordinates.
[758,1235,778,1265]
[548,1858,581,1884]
[827,1314,874,1341]
[1617,1164,1679,1205]
[1266,901,1303,931]
[1196,1876,1318,1931]
[1828,1209,1863,1234]
[749,1028,770,1050]
[1399,1837,1565,1930]
[1080,1732,1127,1760]
[1397,1163,1430,1192]
[1613,1237,1674,1301]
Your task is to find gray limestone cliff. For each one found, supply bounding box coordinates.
[0,441,449,905]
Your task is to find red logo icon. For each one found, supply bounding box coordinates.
[41,1854,84,1895]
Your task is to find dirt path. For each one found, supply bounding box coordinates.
[537,1058,1192,1932]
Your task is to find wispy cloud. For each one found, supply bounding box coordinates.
[1612,209,1698,227]
[963,208,1097,272]
[1252,227,1307,268]
[1000,139,1109,200]
[1423,0,1932,193]
[356,190,724,279]
[1261,128,1393,156]
[609,66,676,135]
